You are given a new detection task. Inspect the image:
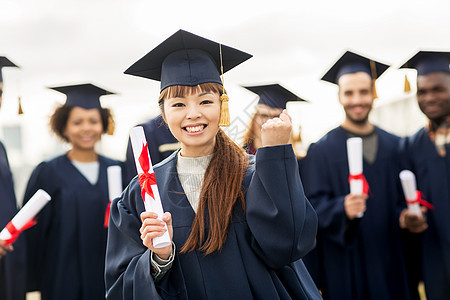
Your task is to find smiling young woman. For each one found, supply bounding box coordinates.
[23,84,122,300]
[160,84,222,158]
[105,30,320,300]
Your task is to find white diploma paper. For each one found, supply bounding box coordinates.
[0,189,51,242]
[107,165,123,201]
[347,137,364,218]
[130,126,171,248]
[399,170,422,216]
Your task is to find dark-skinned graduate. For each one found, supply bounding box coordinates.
[23,83,122,300]
[399,51,450,300]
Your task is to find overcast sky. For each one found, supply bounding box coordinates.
[1,0,450,160]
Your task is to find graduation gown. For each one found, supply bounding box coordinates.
[23,154,121,300]
[403,128,450,300]
[0,141,26,300]
[299,126,410,300]
[123,115,179,185]
[105,145,322,299]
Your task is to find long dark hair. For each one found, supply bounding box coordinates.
[159,83,248,255]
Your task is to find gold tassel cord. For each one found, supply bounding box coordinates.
[107,114,115,135]
[18,96,23,115]
[219,93,230,126]
[404,74,411,92]
[372,80,378,99]
[369,60,378,99]
[218,43,230,127]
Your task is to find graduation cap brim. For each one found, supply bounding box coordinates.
[0,56,20,82]
[124,29,252,90]
[321,51,390,84]
[242,83,307,110]
[401,51,450,76]
[0,57,19,69]
[49,83,115,109]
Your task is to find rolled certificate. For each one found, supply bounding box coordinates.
[105,165,123,227]
[347,137,364,218]
[130,126,171,248]
[399,170,422,216]
[0,189,51,245]
[107,165,123,200]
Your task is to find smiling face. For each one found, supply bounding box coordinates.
[417,72,450,124]
[63,107,103,151]
[162,85,221,157]
[338,72,374,125]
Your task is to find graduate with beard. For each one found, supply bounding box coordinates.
[399,51,450,300]
[299,51,411,299]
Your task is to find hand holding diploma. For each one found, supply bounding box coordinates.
[346,137,369,218]
[140,211,173,259]
[399,170,422,216]
[130,126,171,249]
[399,170,433,233]
[0,189,51,246]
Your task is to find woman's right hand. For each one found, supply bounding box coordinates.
[0,240,13,259]
[140,212,173,260]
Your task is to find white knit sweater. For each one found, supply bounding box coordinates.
[176,151,213,213]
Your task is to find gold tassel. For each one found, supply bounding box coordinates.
[18,96,23,115]
[218,43,230,127]
[372,80,378,99]
[107,114,115,135]
[404,75,411,92]
[369,60,379,99]
[219,93,230,126]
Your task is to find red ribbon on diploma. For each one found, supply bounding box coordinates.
[3,219,37,246]
[348,173,370,195]
[104,201,111,228]
[138,142,157,201]
[406,190,434,210]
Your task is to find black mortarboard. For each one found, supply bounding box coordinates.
[124,29,252,91]
[401,51,450,76]
[242,83,306,109]
[49,83,114,109]
[321,51,390,85]
[0,56,19,82]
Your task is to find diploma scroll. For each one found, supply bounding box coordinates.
[130,126,171,248]
[0,189,51,245]
[105,165,123,227]
[399,170,422,217]
[347,137,364,218]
